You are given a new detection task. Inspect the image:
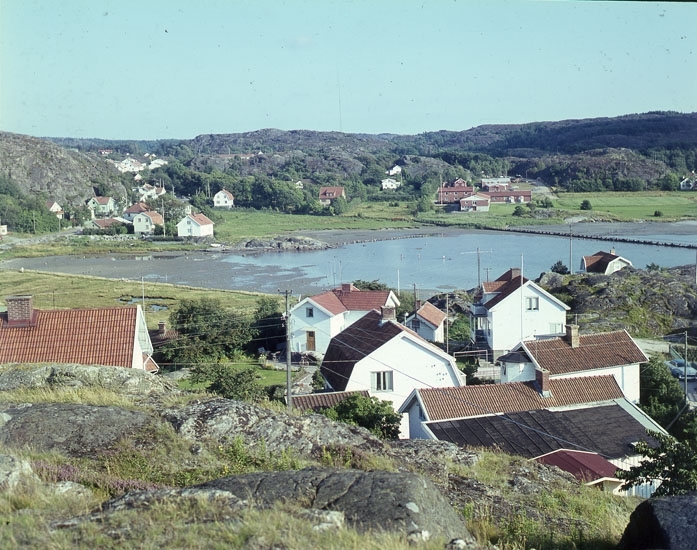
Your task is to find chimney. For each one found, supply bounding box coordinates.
[380,306,396,324]
[509,268,520,279]
[610,247,616,255]
[565,324,580,348]
[415,299,422,311]
[5,295,36,327]
[535,368,551,397]
[158,321,166,336]
[341,283,352,294]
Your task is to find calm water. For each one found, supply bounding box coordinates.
[3,224,696,297]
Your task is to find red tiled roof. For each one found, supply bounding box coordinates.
[217,189,234,199]
[125,202,149,214]
[292,390,370,412]
[143,211,164,225]
[310,291,348,315]
[582,251,623,273]
[416,301,446,327]
[418,374,624,421]
[190,213,214,226]
[534,449,619,483]
[0,307,142,368]
[93,196,112,205]
[319,186,345,198]
[483,275,529,310]
[308,286,396,314]
[91,218,124,229]
[482,280,508,293]
[523,330,648,375]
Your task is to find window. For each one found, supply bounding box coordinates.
[371,371,393,392]
[412,319,421,331]
[306,307,314,318]
[525,297,539,311]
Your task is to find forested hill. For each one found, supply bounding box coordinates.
[2,111,695,217]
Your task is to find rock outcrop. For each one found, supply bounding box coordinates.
[56,468,472,543]
[618,492,697,550]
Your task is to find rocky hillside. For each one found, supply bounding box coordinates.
[0,363,638,549]
[0,131,126,206]
[539,264,697,338]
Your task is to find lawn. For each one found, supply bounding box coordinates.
[553,191,697,220]
[0,269,269,330]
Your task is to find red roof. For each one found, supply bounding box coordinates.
[189,213,214,226]
[534,449,619,483]
[416,375,624,421]
[416,301,446,327]
[0,306,146,369]
[308,285,397,315]
[124,202,149,214]
[319,186,345,199]
[523,330,648,375]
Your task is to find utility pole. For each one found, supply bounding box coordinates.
[685,331,689,402]
[281,289,293,413]
[569,224,573,275]
[445,292,450,355]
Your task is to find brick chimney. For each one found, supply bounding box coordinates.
[565,324,580,348]
[415,299,422,311]
[5,295,37,327]
[535,368,551,397]
[380,306,396,324]
[341,283,352,294]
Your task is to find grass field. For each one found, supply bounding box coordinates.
[0,270,269,329]
[553,191,697,220]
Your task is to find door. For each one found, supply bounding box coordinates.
[306,331,316,351]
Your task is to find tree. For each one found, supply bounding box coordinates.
[160,298,257,367]
[580,199,592,210]
[322,394,401,439]
[550,261,570,275]
[639,356,685,429]
[252,296,285,354]
[616,432,697,496]
[512,205,526,217]
[191,364,265,402]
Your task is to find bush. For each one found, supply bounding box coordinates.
[321,394,401,439]
[654,210,663,217]
[580,199,592,211]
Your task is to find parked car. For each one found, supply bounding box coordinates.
[665,359,697,380]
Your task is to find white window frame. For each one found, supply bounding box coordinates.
[525,296,540,311]
[371,370,393,392]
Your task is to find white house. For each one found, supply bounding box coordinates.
[213,189,235,209]
[405,300,447,343]
[122,202,149,222]
[133,183,166,202]
[86,196,116,217]
[176,213,214,237]
[290,283,400,357]
[381,178,401,190]
[468,268,570,360]
[46,201,64,219]
[398,373,664,497]
[580,249,633,275]
[386,165,402,176]
[498,325,647,403]
[133,211,164,235]
[320,307,466,437]
[460,193,491,212]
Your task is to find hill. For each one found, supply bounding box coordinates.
[0,131,127,206]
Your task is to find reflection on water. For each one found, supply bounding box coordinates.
[4,226,696,296]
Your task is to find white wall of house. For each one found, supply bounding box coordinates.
[176,217,213,237]
[487,284,567,358]
[290,299,344,355]
[500,360,537,384]
[344,334,465,437]
[130,305,153,370]
[133,214,157,234]
[213,191,234,208]
[406,317,443,343]
[403,398,439,440]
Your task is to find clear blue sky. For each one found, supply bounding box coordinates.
[1,1,695,140]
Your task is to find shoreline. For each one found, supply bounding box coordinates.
[294,220,697,249]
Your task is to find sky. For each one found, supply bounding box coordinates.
[1,1,695,140]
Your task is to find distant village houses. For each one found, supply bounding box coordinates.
[580,249,633,275]
[176,212,214,238]
[437,179,474,203]
[318,186,346,206]
[213,189,235,209]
